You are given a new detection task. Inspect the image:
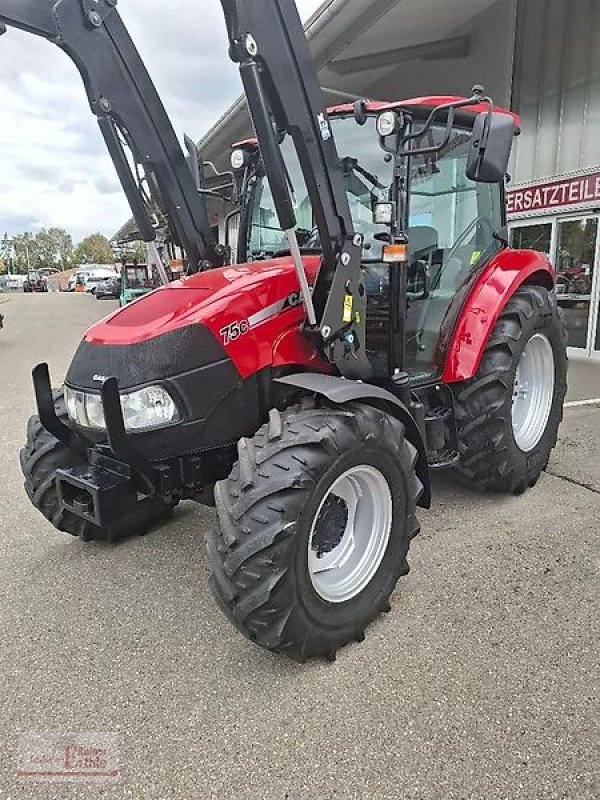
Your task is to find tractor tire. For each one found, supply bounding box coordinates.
[20,389,176,542]
[452,284,567,494]
[206,399,423,662]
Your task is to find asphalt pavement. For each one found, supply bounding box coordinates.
[0,292,598,800]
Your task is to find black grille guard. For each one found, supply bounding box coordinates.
[33,362,156,494]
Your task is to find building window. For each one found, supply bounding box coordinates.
[555,217,598,350]
[510,223,553,258]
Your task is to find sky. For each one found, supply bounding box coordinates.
[0,0,324,244]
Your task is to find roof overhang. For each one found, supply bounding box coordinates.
[199,0,517,170]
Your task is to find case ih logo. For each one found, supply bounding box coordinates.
[317,112,332,141]
[18,733,119,783]
[507,171,600,216]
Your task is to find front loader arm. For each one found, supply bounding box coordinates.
[0,0,221,272]
[219,0,371,380]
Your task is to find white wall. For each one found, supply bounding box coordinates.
[512,0,600,184]
[349,0,517,108]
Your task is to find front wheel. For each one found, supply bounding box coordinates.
[206,400,423,662]
[453,284,567,493]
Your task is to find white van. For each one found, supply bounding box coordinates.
[84,269,118,293]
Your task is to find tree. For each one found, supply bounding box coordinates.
[0,233,11,273]
[116,240,147,264]
[7,229,73,273]
[34,228,73,270]
[11,232,36,273]
[74,234,115,266]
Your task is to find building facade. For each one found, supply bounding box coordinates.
[507,0,600,360]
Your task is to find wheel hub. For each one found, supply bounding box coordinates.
[307,465,393,604]
[511,333,555,453]
[311,495,349,558]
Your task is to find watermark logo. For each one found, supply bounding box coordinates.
[18,733,119,783]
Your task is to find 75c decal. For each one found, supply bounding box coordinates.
[220,319,250,346]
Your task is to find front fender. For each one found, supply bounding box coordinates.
[276,373,431,508]
[441,249,555,383]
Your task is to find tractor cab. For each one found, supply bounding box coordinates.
[119,263,159,306]
[234,98,514,383]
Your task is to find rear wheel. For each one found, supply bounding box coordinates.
[20,390,176,542]
[453,285,567,493]
[206,400,423,662]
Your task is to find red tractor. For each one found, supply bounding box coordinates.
[3,0,566,662]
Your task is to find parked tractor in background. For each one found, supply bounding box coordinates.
[2,0,567,664]
[119,263,159,306]
[23,270,48,293]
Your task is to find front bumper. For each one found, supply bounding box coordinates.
[32,363,228,529]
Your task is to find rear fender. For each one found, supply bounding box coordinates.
[276,373,431,508]
[441,249,555,383]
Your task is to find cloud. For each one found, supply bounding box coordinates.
[94,177,122,196]
[0,0,323,243]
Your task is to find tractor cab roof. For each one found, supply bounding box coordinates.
[232,95,520,149]
[329,96,520,124]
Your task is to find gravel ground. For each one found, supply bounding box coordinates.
[0,292,598,800]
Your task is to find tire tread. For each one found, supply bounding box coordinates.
[207,400,421,662]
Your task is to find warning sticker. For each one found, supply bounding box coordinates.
[343,295,353,323]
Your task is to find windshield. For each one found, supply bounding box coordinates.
[124,267,149,288]
[247,115,393,261]
[246,115,501,264]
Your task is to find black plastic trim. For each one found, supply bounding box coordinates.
[66,325,231,392]
[276,373,431,508]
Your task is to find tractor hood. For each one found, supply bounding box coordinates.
[64,254,324,458]
[70,255,324,389]
[85,256,320,347]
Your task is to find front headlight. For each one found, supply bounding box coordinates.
[64,385,180,432]
[85,392,106,430]
[121,386,179,430]
[230,148,248,171]
[376,110,400,138]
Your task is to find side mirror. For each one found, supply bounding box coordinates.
[466,112,515,183]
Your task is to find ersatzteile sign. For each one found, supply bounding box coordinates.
[507,171,600,216]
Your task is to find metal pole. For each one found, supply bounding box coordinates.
[285,228,317,327]
[147,241,170,286]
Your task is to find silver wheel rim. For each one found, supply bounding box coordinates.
[308,465,393,604]
[511,333,555,452]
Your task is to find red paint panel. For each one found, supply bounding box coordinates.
[233,97,518,151]
[83,256,323,379]
[327,97,517,123]
[272,327,331,373]
[382,97,520,125]
[441,249,555,383]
